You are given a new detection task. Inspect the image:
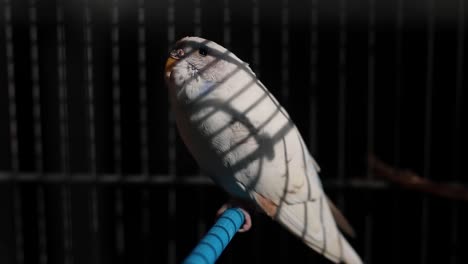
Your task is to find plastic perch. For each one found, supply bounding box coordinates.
[183,208,245,264]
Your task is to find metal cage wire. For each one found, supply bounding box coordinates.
[0,0,466,263]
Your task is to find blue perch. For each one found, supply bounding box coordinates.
[183,208,245,264]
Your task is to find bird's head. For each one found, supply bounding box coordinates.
[165,37,229,84]
[165,37,255,103]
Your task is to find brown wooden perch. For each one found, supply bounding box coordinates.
[368,154,468,202]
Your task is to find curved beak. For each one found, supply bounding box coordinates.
[165,56,178,81]
[165,49,184,81]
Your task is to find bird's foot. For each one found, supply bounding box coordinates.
[216,200,253,232]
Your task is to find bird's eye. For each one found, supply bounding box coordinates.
[198,47,208,56]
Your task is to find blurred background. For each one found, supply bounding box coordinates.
[0,0,467,263]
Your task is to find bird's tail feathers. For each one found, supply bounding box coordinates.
[275,196,363,264]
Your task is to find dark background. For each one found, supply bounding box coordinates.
[0,0,467,263]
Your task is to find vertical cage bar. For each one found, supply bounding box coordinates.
[279,0,289,260]
[111,0,125,258]
[337,0,347,208]
[222,4,232,263]
[115,188,124,258]
[423,0,435,180]
[36,188,47,264]
[394,0,403,166]
[61,187,73,264]
[4,0,24,263]
[252,0,260,75]
[12,190,23,264]
[364,0,375,262]
[421,0,435,262]
[251,1,261,263]
[84,0,97,177]
[167,0,176,263]
[309,0,318,154]
[168,189,176,264]
[140,189,150,264]
[56,2,73,264]
[367,0,375,179]
[453,0,464,178]
[223,0,231,49]
[193,0,206,241]
[138,0,149,178]
[28,0,48,263]
[281,0,289,104]
[392,1,404,262]
[167,0,176,179]
[4,0,18,173]
[29,0,42,172]
[111,0,122,175]
[137,0,150,262]
[83,1,101,263]
[451,1,464,263]
[57,2,70,175]
[194,0,201,37]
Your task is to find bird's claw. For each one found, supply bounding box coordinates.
[216,202,252,232]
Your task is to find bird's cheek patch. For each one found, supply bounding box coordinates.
[194,81,216,99]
